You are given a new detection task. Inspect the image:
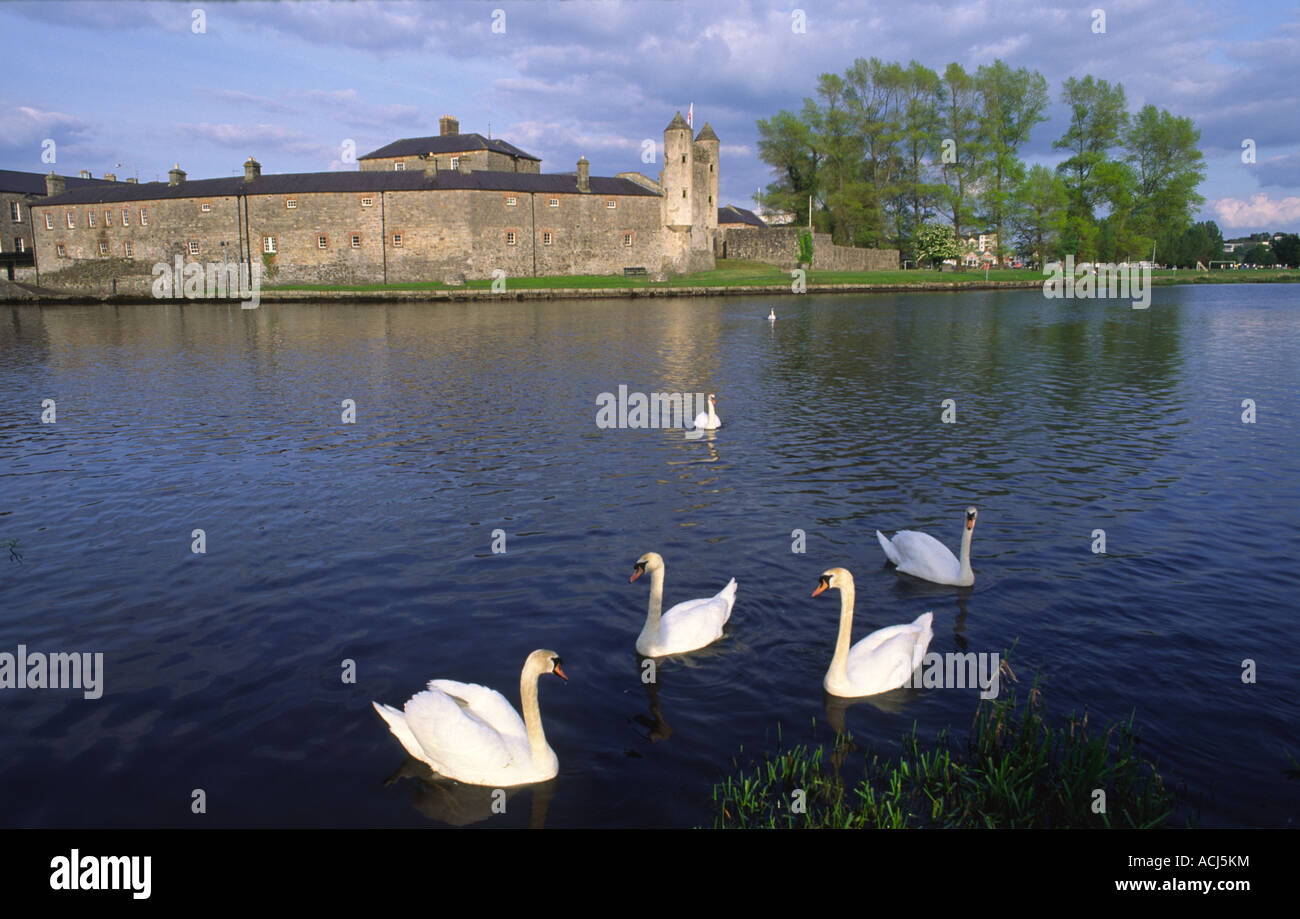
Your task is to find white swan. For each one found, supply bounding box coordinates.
[372,649,566,786]
[812,567,933,697]
[691,393,721,430]
[630,551,737,656]
[876,506,978,587]
[768,308,776,321]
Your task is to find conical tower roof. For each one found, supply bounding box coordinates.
[695,122,718,142]
[666,111,690,132]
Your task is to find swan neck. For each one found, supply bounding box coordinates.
[828,582,855,685]
[520,663,548,761]
[644,566,665,635]
[959,525,974,578]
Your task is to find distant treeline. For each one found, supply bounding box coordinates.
[756,58,1211,266]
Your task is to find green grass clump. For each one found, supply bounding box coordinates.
[711,682,1181,829]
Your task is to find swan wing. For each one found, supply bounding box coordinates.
[658,578,737,652]
[427,679,527,742]
[888,530,962,583]
[401,687,516,779]
[875,530,902,566]
[845,633,918,695]
[692,411,709,429]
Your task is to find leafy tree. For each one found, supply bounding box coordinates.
[1241,243,1273,266]
[1054,76,1129,228]
[1012,164,1067,263]
[756,110,820,228]
[976,60,1049,264]
[1125,105,1206,239]
[937,62,984,242]
[1270,233,1298,268]
[915,222,961,268]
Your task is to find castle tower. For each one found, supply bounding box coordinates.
[695,123,719,234]
[662,111,693,229]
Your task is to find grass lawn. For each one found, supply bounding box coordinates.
[263,260,1300,293]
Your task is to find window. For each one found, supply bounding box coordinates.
[548,198,559,208]
[317,235,328,249]
[681,154,686,163]
[66,211,75,228]
[99,241,108,255]
[14,237,25,253]
[623,233,633,247]
[392,233,402,247]
[506,231,516,246]
[394,162,405,171]
[56,243,66,257]
[139,207,147,226]
[449,157,459,169]
[188,240,200,256]
[350,235,361,248]
[263,236,277,254]
[361,196,374,207]
[682,189,686,198]
[8,201,19,221]
[286,198,297,209]
[505,196,517,206]
[542,231,552,246]
[88,210,96,227]
[201,202,212,213]
[44,213,53,230]
[124,241,133,257]
[104,209,112,226]
[123,208,130,226]
[606,199,617,209]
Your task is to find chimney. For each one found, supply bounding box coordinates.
[45,172,66,196]
[243,156,261,183]
[79,169,91,179]
[576,156,590,193]
[439,115,459,137]
[168,163,187,186]
[126,177,138,184]
[104,172,116,182]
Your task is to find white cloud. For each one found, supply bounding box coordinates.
[1213,194,1300,231]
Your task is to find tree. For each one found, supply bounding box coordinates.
[1053,76,1129,230]
[1011,165,1068,264]
[1241,243,1272,266]
[915,222,961,268]
[976,60,1049,264]
[1273,233,1299,268]
[1125,105,1206,239]
[937,62,984,242]
[756,110,820,228]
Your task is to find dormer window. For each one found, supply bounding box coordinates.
[394,162,405,171]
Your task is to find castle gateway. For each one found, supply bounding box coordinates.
[32,113,719,292]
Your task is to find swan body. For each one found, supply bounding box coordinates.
[876,507,978,587]
[372,649,566,786]
[692,393,722,430]
[813,567,933,697]
[630,551,737,656]
[768,308,776,321]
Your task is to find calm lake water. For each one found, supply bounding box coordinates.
[1,285,1297,828]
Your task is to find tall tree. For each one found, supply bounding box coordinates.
[1053,76,1129,230]
[937,62,984,246]
[1124,104,1206,238]
[756,110,820,227]
[893,60,943,255]
[976,60,1049,264]
[1011,164,1068,263]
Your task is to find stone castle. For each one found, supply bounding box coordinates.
[30,113,720,291]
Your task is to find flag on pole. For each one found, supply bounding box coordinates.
[687,103,693,128]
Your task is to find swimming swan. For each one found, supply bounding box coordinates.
[876,507,978,587]
[630,551,736,656]
[692,393,722,430]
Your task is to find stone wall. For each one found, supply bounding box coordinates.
[360,151,541,174]
[716,226,897,271]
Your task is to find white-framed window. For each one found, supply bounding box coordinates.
[66,211,75,228]
[124,240,133,257]
[88,209,96,227]
[506,231,516,246]
[317,235,328,249]
[139,207,148,226]
[286,198,297,209]
[122,207,130,226]
[548,198,559,207]
[8,201,19,221]
[606,199,617,209]
[623,233,633,247]
[104,209,112,226]
[201,202,212,213]
[392,233,402,247]
[44,213,53,230]
[505,196,517,206]
[99,241,108,255]
[350,234,361,248]
[188,240,200,256]
[449,157,459,169]
[542,231,552,246]
[56,243,66,257]
[394,162,405,171]
[263,236,276,254]
[360,196,374,207]
[15,237,25,253]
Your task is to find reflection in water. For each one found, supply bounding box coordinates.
[630,660,674,743]
[382,757,556,827]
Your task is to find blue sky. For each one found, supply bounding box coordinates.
[4,0,1298,235]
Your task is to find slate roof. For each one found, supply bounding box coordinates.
[0,169,121,196]
[718,205,766,228]
[37,169,661,206]
[359,134,540,162]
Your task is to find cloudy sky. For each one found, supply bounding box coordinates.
[3,0,1297,234]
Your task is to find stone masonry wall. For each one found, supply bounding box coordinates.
[717,226,897,271]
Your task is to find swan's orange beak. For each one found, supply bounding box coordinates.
[629,569,642,583]
[811,582,827,598]
[553,665,568,682]
[966,518,975,531]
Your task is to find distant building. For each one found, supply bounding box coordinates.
[0,169,120,279]
[718,205,766,229]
